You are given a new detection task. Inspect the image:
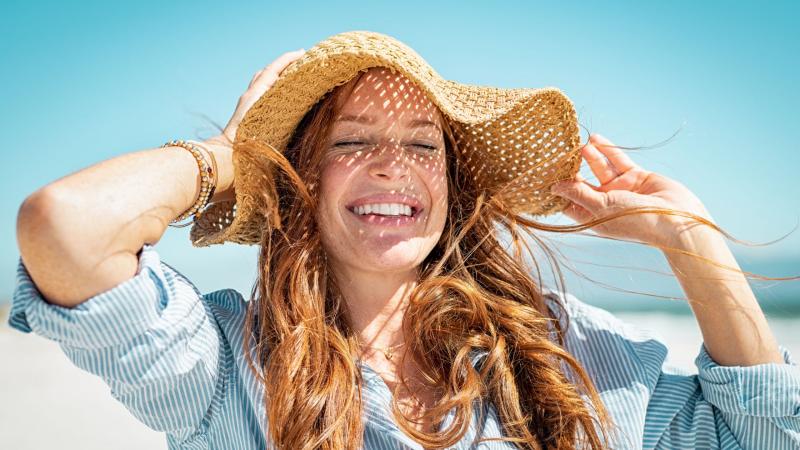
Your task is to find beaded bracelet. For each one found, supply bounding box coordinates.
[161,139,218,228]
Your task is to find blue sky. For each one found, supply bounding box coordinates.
[1,1,798,310]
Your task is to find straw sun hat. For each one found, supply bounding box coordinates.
[189,30,582,247]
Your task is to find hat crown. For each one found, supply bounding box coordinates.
[190,30,581,247]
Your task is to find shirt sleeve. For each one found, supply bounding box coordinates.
[646,343,800,450]
[7,244,223,440]
[542,287,800,450]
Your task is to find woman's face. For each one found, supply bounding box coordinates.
[316,67,448,275]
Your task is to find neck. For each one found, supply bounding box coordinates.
[331,261,419,350]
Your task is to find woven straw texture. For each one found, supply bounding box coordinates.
[189,30,582,247]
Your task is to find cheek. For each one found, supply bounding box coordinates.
[421,155,449,229]
[318,160,348,204]
[423,154,448,199]
[316,158,359,233]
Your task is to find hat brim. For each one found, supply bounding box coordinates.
[190,31,581,247]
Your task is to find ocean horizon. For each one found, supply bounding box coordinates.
[2,238,798,316]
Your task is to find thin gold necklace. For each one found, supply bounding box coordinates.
[358,341,406,361]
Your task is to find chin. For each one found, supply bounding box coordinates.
[356,242,433,272]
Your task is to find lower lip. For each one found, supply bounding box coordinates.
[347,208,422,226]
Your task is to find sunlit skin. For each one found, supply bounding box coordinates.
[315,68,448,383]
[211,51,786,440]
[551,135,783,366]
[311,68,453,427]
[313,67,781,411]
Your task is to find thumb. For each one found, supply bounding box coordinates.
[550,180,606,212]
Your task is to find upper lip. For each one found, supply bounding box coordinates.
[346,193,424,214]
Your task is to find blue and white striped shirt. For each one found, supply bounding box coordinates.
[8,244,800,449]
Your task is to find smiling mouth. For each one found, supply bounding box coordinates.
[345,205,424,227]
[346,206,421,218]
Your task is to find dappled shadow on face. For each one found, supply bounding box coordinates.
[321,67,450,242]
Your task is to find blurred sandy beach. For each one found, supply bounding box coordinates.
[2,303,798,450]
[0,304,167,450]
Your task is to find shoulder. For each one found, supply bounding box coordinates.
[144,245,250,318]
[541,286,663,342]
[201,287,250,331]
[116,244,251,346]
[541,287,670,390]
[139,243,255,354]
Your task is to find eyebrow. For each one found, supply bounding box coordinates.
[333,113,443,133]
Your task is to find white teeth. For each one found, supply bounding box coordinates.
[353,203,413,217]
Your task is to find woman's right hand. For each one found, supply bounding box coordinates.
[204,49,306,203]
[221,49,307,144]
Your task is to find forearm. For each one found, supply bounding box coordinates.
[662,227,783,366]
[16,135,233,307]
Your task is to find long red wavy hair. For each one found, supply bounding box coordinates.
[226,69,782,449]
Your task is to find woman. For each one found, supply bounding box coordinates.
[10,31,799,449]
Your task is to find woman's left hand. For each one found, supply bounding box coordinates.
[550,134,714,248]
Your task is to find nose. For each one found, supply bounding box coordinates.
[367,143,411,181]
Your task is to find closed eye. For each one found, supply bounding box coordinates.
[334,141,438,151]
[413,143,438,150]
[333,141,367,147]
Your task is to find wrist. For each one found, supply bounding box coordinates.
[657,204,717,250]
[201,136,235,202]
[204,133,233,148]
[659,221,730,273]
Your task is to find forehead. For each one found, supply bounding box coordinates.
[333,67,443,126]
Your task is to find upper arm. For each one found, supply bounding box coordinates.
[8,243,224,438]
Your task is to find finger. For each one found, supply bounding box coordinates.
[575,172,605,193]
[264,49,306,74]
[248,68,265,88]
[561,201,594,224]
[250,49,306,87]
[578,149,616,186]
[551,179,607,213]
[589,134,638,173]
